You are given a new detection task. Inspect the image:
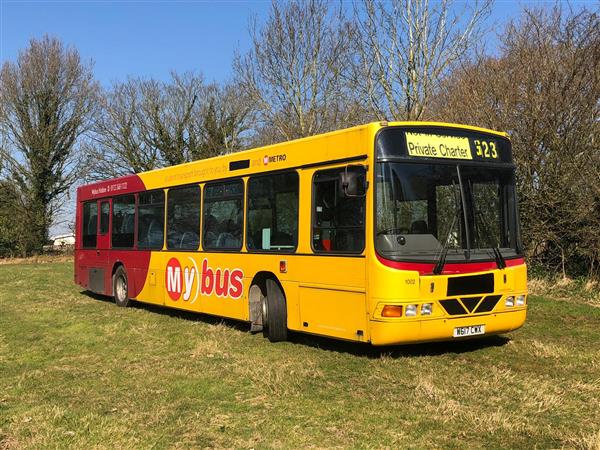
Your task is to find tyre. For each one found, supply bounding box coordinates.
[264,279,287,342]
[113,266,130,307]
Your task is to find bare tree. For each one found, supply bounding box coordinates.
[0,35,98,253]
[89,73,252,180]
[138,72,205,166]
[235,0,360,143]
[88,78,160,179]
[198,82,254,156]
[352,0,492,121]
[430,5,600,277]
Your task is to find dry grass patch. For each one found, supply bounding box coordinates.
[1,262,600,448]
[0,255,72,265]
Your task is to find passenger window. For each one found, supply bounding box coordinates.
[167,185,200,250]
[138,190,165,249]
[99,201,110,235]
[247,172,298,252]
[112,195,135,248]
[82,201,98,248]
[313,167,366,253]
[203,180,244,250]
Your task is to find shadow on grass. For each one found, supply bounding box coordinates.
[80,290,250,333]
[287,331,510,359]
[80,290,511,357]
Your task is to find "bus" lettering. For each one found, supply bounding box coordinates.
[165,257,243,302]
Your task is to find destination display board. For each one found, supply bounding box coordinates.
[376,126,513,163]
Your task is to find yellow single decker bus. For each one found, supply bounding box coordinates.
[75,122,527,345]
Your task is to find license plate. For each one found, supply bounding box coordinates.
[453,325,485,338]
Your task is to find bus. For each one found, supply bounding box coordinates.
[74,121,527,345]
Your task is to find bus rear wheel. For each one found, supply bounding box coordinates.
[263,279,287,342]
[113,266,130,307]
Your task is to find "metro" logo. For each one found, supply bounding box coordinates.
[165,257,243,302]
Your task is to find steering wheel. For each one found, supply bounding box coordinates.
[377,227,409,236]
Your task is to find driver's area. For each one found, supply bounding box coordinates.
[375,163,463,260]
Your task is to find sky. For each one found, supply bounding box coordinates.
[0,0,272,85]
[3,0,595,88]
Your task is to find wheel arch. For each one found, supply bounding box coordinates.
[248,271,286,329]
[110,261,131,297]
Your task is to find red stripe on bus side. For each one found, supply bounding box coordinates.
[376,254,525,275]
[77,173,147,201]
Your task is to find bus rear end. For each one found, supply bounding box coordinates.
[367,124,527,345]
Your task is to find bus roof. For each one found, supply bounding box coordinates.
[77,121,508,201]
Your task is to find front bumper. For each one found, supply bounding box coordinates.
[369,308,527,345]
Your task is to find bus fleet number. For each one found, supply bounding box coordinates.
[474,140,498,159]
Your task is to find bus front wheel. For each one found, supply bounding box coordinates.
[264,279,287,342]
[113,266,130,307]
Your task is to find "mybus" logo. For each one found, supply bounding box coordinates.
[165,257,244,303]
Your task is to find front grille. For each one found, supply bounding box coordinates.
[475,295,502,313]
[461,296,483,312]
[439,294,502,316]
[440,299,467,315]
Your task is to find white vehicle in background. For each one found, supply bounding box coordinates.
[43,233,75,253]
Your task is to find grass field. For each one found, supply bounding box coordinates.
[1,261,599,449]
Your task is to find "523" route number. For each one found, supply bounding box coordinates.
[473,139,498,159]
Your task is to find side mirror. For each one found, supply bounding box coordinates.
[339,166,367,197]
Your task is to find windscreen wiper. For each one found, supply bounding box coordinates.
[433,179,461,275]
[456,165,471,261]
[492,246,506,269]
[469,180,507,270]
[433,209,458,275]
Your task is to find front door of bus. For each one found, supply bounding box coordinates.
[93,200,111,295]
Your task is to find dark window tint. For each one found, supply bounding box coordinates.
[375,163,519,262]
[82,201,97,248]
[247,172,298,252]
[112,195,135,248]
[167,185,200,250]
[313,167,366,253]
[203,180,244,250]
[99,201,110,234]
[138,190,165,249]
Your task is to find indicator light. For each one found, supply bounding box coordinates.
[382,305,403,317]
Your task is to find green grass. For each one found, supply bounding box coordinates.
[1,261,599,449]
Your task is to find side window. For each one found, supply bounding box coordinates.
[247,172,298,252]
[82,201,97,248]
[138,190,165,249]
[203,180,244,250]
[99,201,110,235]
[112,195,135,248]
[313,167,366,253]
[167,185,200,250]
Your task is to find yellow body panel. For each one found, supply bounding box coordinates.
[127,121,526,345]
[370,310,527,345]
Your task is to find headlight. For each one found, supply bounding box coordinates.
[421,303,433,315]
[405,304,418,317]
[505,296,515,307]
[516,295,526,306]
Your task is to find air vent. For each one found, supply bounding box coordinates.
[474,295,502,313]
[447,273,494,296]
[461,296,483,313]
[440,299,467,316]
[229,159,250,171]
